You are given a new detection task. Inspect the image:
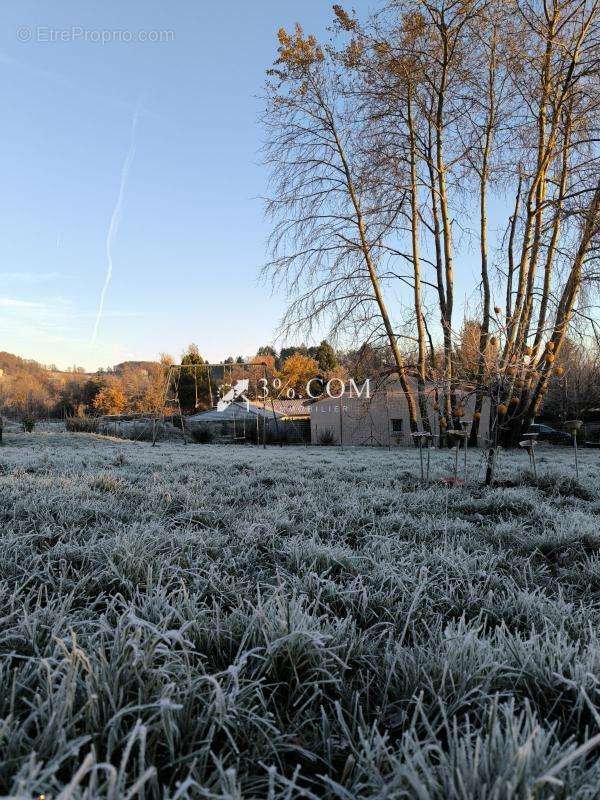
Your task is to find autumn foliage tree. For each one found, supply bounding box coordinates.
[92,385,127,416]
[277,353,320,396]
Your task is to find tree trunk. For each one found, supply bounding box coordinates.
[435,38,455,426]
[408,82,430,432]
[329,118,420,431]
[505,174,522,321]
[470,40,495,447]
[523,179,600,429]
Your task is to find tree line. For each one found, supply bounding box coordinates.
[0,341,347,419]
[2,329,598,425]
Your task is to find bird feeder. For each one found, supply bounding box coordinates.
[519,436,538,480]
[411,431,433,482]
[564,420,583,478]
[522,432,539,442]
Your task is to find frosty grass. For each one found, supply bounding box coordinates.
[1,427,600,798]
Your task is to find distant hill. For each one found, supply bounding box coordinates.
[0,351,162,379]
[0,350,164,419]
[0,351,48,376]
[113,361,159,375]
[0,352,93,378]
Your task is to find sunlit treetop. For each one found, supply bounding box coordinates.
[276,24,324,71]
[369,12,427,80]
[342,38,364,69]
[333,4,358,32]
[401,11,427,39]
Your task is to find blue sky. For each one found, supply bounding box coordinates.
[0,0,494,371]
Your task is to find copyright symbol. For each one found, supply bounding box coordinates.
[16,26,32,42]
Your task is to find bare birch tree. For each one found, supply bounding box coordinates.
[263,24,419,429]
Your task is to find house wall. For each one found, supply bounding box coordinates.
[310,385,491,447]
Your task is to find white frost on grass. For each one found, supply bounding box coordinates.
[1,431,600,797]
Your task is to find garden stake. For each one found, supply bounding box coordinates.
[521,432,539,482]
[411,432,432,483]
[445,430,464,484]
[426,439,431,482]
[461,420,471,482]
[565,420,583,479]
[520,439,537,481]
[454,440,460,481]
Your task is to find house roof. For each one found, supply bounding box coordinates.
[186,400,284,423]
[254,398,314,417]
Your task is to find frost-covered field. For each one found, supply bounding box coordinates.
[2,430,600,798]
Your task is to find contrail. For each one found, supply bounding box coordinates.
[91,100,141,344]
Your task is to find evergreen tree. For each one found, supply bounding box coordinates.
[179,344,209,413]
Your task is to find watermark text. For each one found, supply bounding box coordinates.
[17,26,175,44]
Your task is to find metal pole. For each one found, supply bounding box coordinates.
[152,365,173,446]
[207,364,213,409]
[270,395,282,447]
[463,433,468,481]
[574,434,579,479]
[386,390,391,450]
[177,399,187,444]
[263,365,267,449]
[419,437,424,482]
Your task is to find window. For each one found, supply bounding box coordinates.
[391,418,403,433]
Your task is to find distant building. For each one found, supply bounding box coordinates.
[186,400,311,443]
[310,379,491,447]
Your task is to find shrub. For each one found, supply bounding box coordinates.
[107,421,156,442]
[319,429,336,445]
[65,416,100,434]
[191,425,214,444]
[21,417,35,433]
[130,423,156,442]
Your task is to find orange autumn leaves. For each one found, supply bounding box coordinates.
[277,24,324,70]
